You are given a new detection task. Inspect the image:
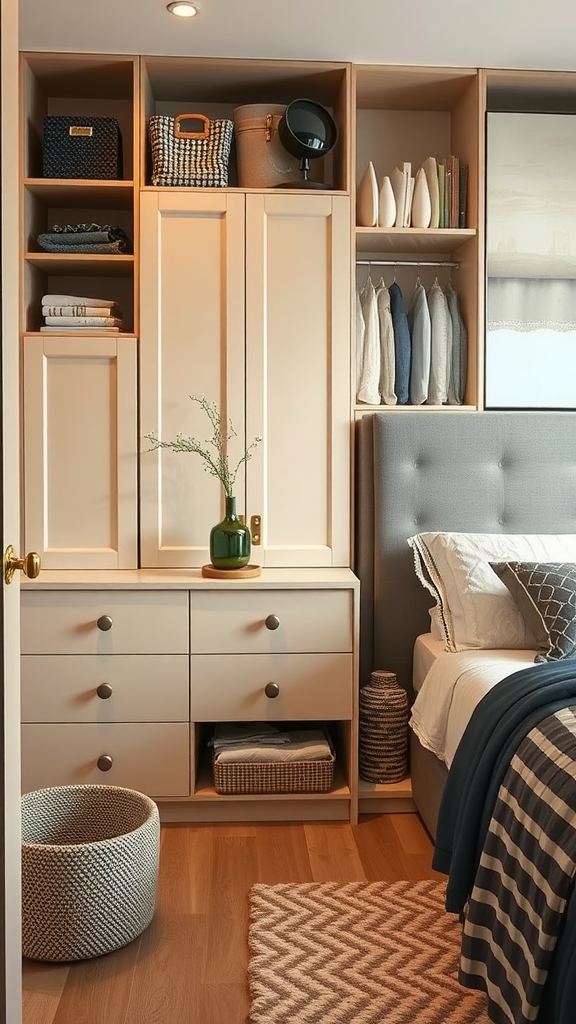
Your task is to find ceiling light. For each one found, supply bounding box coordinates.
[167,2,201,17]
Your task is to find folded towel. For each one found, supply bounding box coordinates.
[213,729,333,764]
[210,722,289,752]
[42,294,118,307]
[44,315,123,327]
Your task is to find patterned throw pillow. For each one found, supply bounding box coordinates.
[490,561,576,662]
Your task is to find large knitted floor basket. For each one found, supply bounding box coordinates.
[22,784,160,962]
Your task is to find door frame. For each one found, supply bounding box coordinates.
[1,1,24,1021]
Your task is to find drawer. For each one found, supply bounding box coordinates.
[21,723,190,797]
[191,653,353,721]
[21,590,189,654]
[21,655,189,723]
[190,589,353,654]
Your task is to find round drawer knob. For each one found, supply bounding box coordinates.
[265,681,280,699]
[265,614,280,631]
[97,754,113,772]
[97,615,113,632]
[96,683,113,700]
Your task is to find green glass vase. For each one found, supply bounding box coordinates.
[209,495,251,570]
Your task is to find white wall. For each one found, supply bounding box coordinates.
[18,0,576,72]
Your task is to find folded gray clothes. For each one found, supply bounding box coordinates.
[213,729,333,764]
[210,721,289,750]
[38,224,132,253]
[38,236,128,254]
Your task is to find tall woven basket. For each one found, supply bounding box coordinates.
[359,670,409,784]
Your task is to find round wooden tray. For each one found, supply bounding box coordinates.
[201,563,261,579]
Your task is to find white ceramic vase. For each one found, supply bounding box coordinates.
[356,161,378,227]
[411,167,432,228]
[378,176,396,227]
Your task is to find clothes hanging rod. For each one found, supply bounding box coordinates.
[356,258,459,267]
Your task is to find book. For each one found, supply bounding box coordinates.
[404,175,415,227]
[437,163,445,227]
[44,315,123,327]
[402,162,412,227]
[458,162,469,228]
[42,304,121,317]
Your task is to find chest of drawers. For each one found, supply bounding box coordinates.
[20,569,360,821]
[21,590,190,797]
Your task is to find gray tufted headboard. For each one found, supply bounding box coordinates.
[355,412,576,700]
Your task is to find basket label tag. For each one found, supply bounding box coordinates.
[69,125,93,136]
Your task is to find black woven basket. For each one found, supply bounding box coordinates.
[43,116,123,180]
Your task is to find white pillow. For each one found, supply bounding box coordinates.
[407,532,576,651]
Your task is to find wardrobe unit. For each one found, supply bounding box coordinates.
[19,51,570,820]
[19,52,363,823]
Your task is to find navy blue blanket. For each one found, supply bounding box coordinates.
[432,659,576,1024]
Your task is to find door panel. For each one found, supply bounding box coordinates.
[139,191,246,567]
[23,336,138,569]
[245,193,351,567]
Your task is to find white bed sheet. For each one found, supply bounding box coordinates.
[413,633,446,692]
[409,635,536,767]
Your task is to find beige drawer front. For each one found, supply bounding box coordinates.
[21,723,190,797]
[191,653,353,721]
[21,655,189,723]
[190,589,353,654]
[21,590,189,655]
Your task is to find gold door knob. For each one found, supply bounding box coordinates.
[3,545,41,585]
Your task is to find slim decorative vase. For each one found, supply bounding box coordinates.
[359,670,409,783]
[378,175,397,228]
[411,167,432,228]
[209,495,251,570]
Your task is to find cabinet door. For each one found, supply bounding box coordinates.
[23,335,138,569]
[139,191,246,568]
[245,193,351,567]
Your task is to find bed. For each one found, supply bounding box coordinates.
[355,410,576,1024]
[355,409,576,834]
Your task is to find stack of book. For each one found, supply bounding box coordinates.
[40,294,123,332]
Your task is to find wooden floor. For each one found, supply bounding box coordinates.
[22,812,444,1024]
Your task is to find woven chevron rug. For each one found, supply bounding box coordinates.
[248,878,491,1023]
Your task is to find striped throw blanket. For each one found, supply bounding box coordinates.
[459,705,576,1024]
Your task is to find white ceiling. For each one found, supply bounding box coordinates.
[17,0,576,71]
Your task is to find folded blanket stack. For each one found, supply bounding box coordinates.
[210,722,333,764]
[37,222,132,255]
[40,293,124,333]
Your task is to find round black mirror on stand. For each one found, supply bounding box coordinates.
[276,98,338,189]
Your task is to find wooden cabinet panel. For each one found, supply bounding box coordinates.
[245,193,351,567]
[191,652,353,721]
[21,654,189,723]
[139,191,351,570]
[190,588,353,654]
[139,190,246,568]
[23,335,138,569]
[21,590,189,654]
[21,723,190,797]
